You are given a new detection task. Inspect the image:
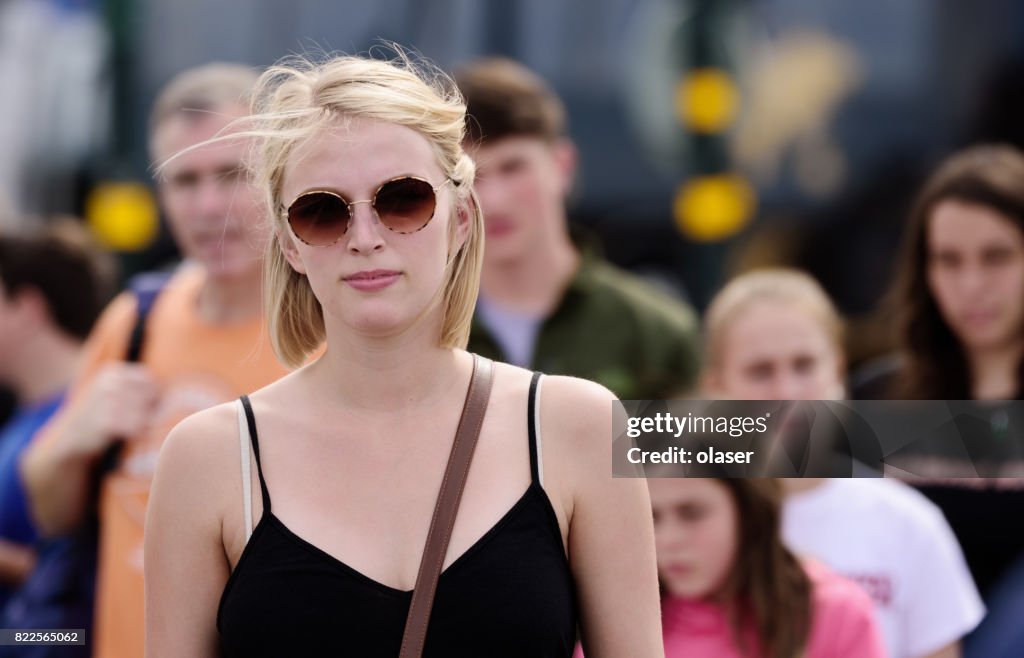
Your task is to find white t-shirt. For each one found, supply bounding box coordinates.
[783,479,985,658]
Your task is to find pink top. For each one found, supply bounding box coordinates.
[574,561,888,658]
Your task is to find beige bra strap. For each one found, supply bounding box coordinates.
[533,374,545,486]
[236,399,254,542]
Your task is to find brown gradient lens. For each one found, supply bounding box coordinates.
[286,177,439,247]
[287,191,351,247]
[374,177,437,233]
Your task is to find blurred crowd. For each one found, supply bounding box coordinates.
[1,7,1024,657]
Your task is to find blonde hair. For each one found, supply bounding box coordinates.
[148,62,259,153]
[236,51,483,367]
[704,268,844,371]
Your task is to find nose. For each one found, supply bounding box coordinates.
[346,201,386,254]
[195,177,231,221]
[656,519,690,552]
[768,372,806,401]
[957,262,989,298]
[473,176,507,217]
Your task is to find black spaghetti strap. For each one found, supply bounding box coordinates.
[527,372,542,484]
[240,395,272,512]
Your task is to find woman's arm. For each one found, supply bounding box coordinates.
[543,376,664,658]
[145,406,235,658]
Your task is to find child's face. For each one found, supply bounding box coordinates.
[708,300,843,401]
[649,478,738,600]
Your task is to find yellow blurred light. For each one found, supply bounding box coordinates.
[86,182,159,252]
[674,175,755,242]
[675,68,739,133]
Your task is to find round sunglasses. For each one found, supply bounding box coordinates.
[282,176,453,247]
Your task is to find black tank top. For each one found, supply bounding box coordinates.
[217,373,577,656]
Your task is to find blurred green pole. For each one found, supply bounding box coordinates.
[674,0,751,308]
[105,0,135,170]
[92,0,161,279]
[688,0,730,175]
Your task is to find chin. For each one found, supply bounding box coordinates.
[188,243,258,275]
[660,576,710,601]
[204,259,262,281]
[345,307,411,337]
[959,327,1015,352]
[665,585,712,601]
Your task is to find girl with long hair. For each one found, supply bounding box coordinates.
[650,477,885,658]
[891,144,1024,400]
[884,146,1024,643]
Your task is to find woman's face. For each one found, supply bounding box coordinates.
[708,300,844,400]
[278,117,466,340]
[649,478,738,600]
[927,199,1024,352]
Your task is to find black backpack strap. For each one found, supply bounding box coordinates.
[94,270,173,479]
[124,271,172,363]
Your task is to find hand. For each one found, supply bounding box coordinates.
[64,363,160,458]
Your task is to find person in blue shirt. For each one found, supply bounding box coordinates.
[0,218,114,608]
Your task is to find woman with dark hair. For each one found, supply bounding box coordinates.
[891,144,1024,400]
[882,145,1024,656]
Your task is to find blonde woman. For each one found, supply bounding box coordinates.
[143,52,663,658]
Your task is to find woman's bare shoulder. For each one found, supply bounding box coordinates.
[487,361,616,407]
[155,401,245,503]
[163,401,241,451]
[536,374,618,448]
[540,374,617,404]
[488,359,539,390]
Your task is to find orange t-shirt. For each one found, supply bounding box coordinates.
[38,266,291,658]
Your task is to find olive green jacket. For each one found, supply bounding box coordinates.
[468,253,701,400]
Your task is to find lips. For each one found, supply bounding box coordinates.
[961,310,998,327]
[344,269,401,281]
[342,269,402,292]
[662,562,694,577]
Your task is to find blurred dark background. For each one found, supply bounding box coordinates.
[2,0,1024,372]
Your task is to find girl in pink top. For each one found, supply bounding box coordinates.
[651,477,886,658]
[575,478,887,657]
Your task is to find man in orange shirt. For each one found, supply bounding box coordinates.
[21,63,290,658]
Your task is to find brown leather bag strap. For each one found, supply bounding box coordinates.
[398,354,494,658]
